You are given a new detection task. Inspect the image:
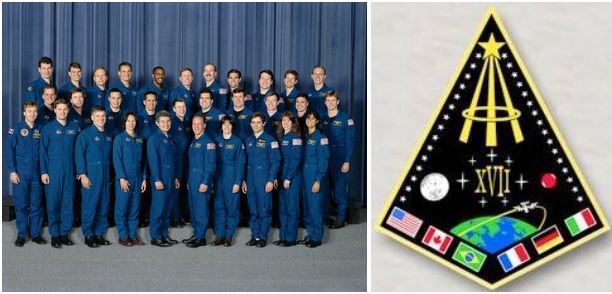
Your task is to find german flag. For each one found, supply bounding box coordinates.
[530,225,564,255]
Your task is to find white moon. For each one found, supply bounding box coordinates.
[420,173,450,201]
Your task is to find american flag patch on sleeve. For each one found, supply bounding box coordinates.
[271,141,279,148]
[348,119,354,126]
[245,95,252,101]
[320,138,328,145]
[220,88,228,94]
[207,143,216,150]
[292,138,302,145]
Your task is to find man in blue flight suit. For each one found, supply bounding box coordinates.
[147,110,179,247]
[105,88,124,137]
[308,65,334,116]
[7,101,47,247]
[224,69,242,112]
[280,69,301,115]
[109,62,138,114]
[58,62,83,100]
[242,113,281,248]
[67,88,92,130]
[263,92,283,137]
[36,85,58,127]
[85,67,109,110]
[322,91,355,229]
[247,70,284,113]
[197,88,224,140]
[184,114,216,248]
[137,91,158,139]
[169,67,197,119]
[200,63,226,111]
[170,99,191,228]
[24,56,55,108]
[227,88,253,141]
[137,66,170,113]
[40,98,81,248]
[75,106,113,248]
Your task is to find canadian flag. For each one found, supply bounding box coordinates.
[421,225,453,255]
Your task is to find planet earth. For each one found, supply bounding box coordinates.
[451,216,538,254]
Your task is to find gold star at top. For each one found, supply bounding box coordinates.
[478,34,505,59]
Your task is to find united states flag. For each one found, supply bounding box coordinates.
[386,207,423,238]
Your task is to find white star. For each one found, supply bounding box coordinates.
[501,198,509,206]
[557,157,564,164]
[547,138,554,145]
[453,93,460,100]
[432,135,439,141]
[516,81,523,88]
[531,110,538,116]
[416,165,423,172]
[486,149,498,163]
[572,186,579,193]
[475,52,482,59]
[511,72,518,78]
[501,52,508,59]
[506,62,513,68]
[552,148,558,154]
[567,177,574,183]
[437,124,444,131]
[541,129,549,135]
[405,186,412,192]
[526,100,533,107]
[449,104,455,110]
[470,63,477,69]
[479,197,488,207]
[468,156,477,166]
[536,120,543,126]
[426,145,434,151]
[522,91,528,97]
[443,114,450,120]
[456,173,470,190]
[411,175,418,182]
[577,196,584,203]
[464,73,471,80]
[515,174,528,190]
[400,196,407,202]
[562,167,569,174]
[421,155,428,162]
[504,156,513,167]
[459,84,466,90]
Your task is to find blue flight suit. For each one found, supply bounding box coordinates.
[197,107,225,140]
[280,87,301,115]
[169,84,197,119]
[113,131,147,240]
[302,129,329,243]
[85,84,108,110]
[278,132,302,242]
[200,80,226,111]
[24,76,54,108]
[170,116,191,221]
[74,125,113,239]
[244,133,281,241]
[105,106,124,137]
[308,84,334,116]
[7,122,43,239]
[136,110,157,140]
[40,120,81,237]
[147,128,176,240]
[110,81,139,114]
[246,88,285,113]
[58,82,79,100]
[35,105,56,127]
[137,81,170,113]
[187,134,216,239]
[322,112,356,223]
[67,107,92,130]
[263,110,282,138]
[214,135,245,239]
[226,108,253,141]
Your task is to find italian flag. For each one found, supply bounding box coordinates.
[565,208,596,237]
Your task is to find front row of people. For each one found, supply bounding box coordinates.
[8,98,330,249]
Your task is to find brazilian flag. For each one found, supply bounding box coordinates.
[452,242,486,272]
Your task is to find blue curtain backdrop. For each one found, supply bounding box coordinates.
[2,2,367,204]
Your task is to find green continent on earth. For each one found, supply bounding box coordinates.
[451,216,538,254]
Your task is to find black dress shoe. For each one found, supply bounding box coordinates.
[297,237,309,245]
[95,236,111,246]
[32,236,47,245]
[177,219,186,228]
[51,237,62,248]
[306,240,322,248]
[84,237,99,248]
[256,239,267,248]
[224,238,233,247]
[186,239,207,248]
[60,235,74,246]
[324,218,335,226]
[163,236,178,244]
[181,235,195,244]
[246,238,259,246]
[151,238,172,247]
[272,239,285,246]
[15,237,25,247]
[211,237,225,246]
[328,220,346,229]
[280,241,297,247]
[169,220,179,228]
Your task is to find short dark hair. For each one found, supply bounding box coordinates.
[69,87,85,100]
[232,87,246,96]
[143,91,158,101]
[265,91,279,101]
[152,66,165,74]
[118,62,132,71]
[192,113,206,124]
[122,112,137,129]
[259,69,274,81]
[251,112,265,123]
[305,109,320,121]
[200,88,214,99]
[91,105,106,115]
[53,98,69,109]
[38,56,53,68]
[296,93,309,101]
[155,110,171,122]
[172,98,186,107]
[284,69,298,79]
[219,115,235,134]
[312,65,327,75]
[109,88,122,96]
[42,85,57,94]
[179,67,193,76]
[227,69,242,79]
[68,62,81,71]
[325,90,339,101]
[203,63,217,72]
[23,101,39,112]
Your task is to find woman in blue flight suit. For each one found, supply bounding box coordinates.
[112,112,148,246]
[273,111,303,247]
[298,110,329,248]
[211,116,246,247]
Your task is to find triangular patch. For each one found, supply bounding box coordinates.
[376,7,609,289]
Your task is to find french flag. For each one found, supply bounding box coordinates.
[497,243,530,272]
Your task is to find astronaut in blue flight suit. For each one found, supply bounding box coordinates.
[322,91,355,229]
[242,112,281,248]
[224,69,243,112]
[169,67,197,119]
[137,91,158,140]
[200,63,226,111]
[35,85,58,127]
[40,98,81,248]
[85,67,109,110]
[58,62,83,100]
[67,87,92,130]
[24,56,55,108]
[262,92,283,138]
[137,66,170,113]
[147,110,180,247]
[297,110,329,248]
[211,116,246,247]
[280,69,301,115]
[197,88,225,140]
[308,65,334,117]
[75,106,113,248]
[7,101,47,247]
[183,114,216,248]
[247,70,285,113]
[112,112,147,247]
[169,99,191,228]
[272,111,303,247]
[109,62,138,114]
[226,88,253,142]
[105,88,125,137]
